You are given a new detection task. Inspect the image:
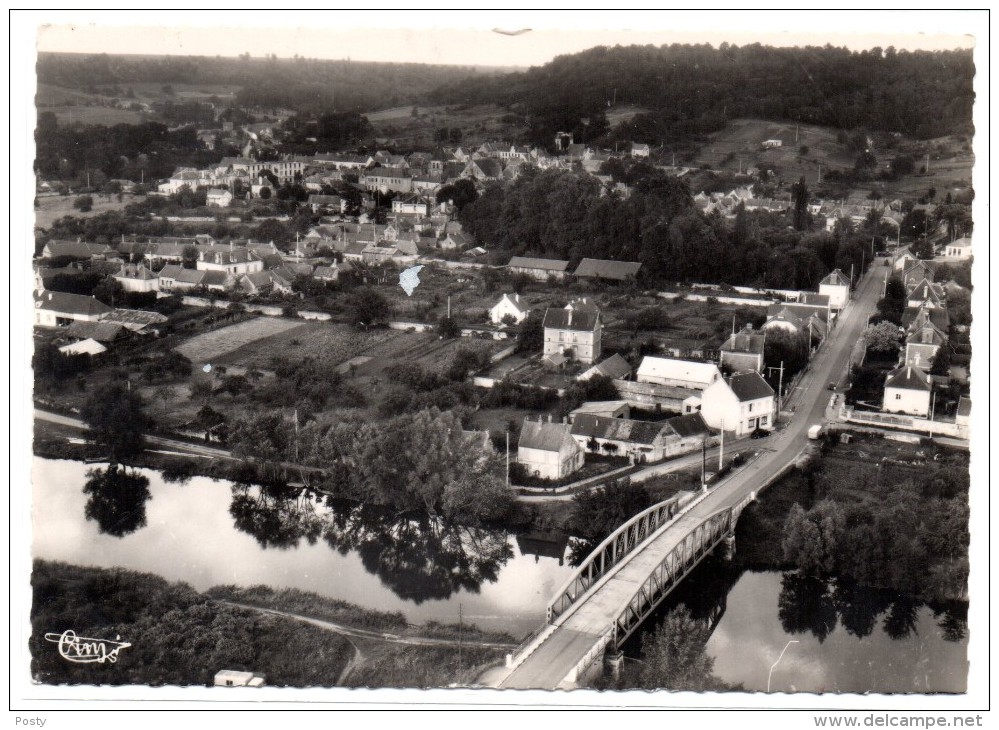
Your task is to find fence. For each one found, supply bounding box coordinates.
[657,291,775,307]
[841,407,967,439]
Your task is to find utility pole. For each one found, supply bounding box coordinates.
[930,390,936,421]
[701,437,707,488]
[718,420,725,471]
[778,361,785,413]
[447,295,451,319]
[457,603,463,685]
[850,263,855,287]
[294,408,299,462]
[505,431,510,488]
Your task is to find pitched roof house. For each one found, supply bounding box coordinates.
[883,366,931,418]
[636,357,722,391]
[542,300,602,365]
[490,293,530,325]
[34,291,113,326]
[699,371,776,437]
[719,327,766,373]
[517,417,585,481]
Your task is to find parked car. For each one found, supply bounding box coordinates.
[827,382,837,391]
[750,427,770,439]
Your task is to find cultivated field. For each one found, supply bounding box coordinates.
[174,317,307,363]
[34,193,147,231]
[215,321,506,376]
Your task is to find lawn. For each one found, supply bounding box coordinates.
[174,317,307,363]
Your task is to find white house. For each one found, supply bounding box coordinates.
[635,356,722,391]
[206,188,233,207]
[944,237,972,260]
[699,371,776,437]
[113,263,159,293]
[214,670,266,688]
[883,366,932,418]
[517,417,585,481]
[34,291,113,327]
[542,300,602,365]
[196,247,265,276]
[819,269,851,310]
[630,142,651,158]
[490,293,530,325]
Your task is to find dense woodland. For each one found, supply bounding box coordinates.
[432,44,975,147]
[460,166,876,288]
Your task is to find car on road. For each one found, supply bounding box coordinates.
[827,382,837,391]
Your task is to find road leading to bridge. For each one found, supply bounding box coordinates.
[495,266,884,689]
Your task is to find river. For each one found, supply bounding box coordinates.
[32,458,967,692]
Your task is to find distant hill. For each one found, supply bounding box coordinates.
[430,43,975,148]
[37,52,511,116]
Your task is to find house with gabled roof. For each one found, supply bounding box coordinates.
[543,299,602,365]
[906,278,945,309]
[237,270,274,295]
[206,188,233,208]
[720,327,766,373]
[904,309,947,371]
[883,366,931,418]
[898,260,936,290]
[42,240,115,261]
[699,371,776,436]
[113,263,159,293]
[34,291,113,327]
[490,293,530,326]
[943,237,972,260]
[65,320,129,344]
[568,400,632,422]
[577,353,633,382]
[517,417,585,481]
[819,269,851,310]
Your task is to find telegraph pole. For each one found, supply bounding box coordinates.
[505,431,510,488]
[778,361,785,413]
[701,437,707,488]
[718,420,725,471]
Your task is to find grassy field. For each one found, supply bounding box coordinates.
[606,104,651,127]
[34,192,147,231]
[366,103,525,148]
[174,317,307,363]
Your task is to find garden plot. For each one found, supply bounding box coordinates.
[174,317,306,363]
[213,323,396,370]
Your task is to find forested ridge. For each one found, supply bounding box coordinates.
[431,43,975,146]
[37,52,497,114]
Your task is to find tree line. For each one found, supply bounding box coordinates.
[459,166,875,288]
[431,43,974,148]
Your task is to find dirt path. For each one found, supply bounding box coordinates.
[221,601,517,650]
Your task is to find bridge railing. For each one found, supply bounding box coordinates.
[547,494,682,622]
[611,507,734,646]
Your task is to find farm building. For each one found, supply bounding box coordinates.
[507,256,570,281]
[572,258,643,283]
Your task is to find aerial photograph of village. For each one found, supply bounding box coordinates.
[17,12,985,714]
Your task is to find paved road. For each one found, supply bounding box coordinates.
[495,266,883,689]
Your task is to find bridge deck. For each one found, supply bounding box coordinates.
[500,506,712,688]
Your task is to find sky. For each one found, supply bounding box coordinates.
[32,10,977,68]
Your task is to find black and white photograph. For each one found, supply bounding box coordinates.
[11,9,989,719]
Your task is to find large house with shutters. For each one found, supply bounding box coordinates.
[542,300,602,365]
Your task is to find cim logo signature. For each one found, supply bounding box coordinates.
[44,630,131,664]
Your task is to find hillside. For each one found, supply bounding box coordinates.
[431,43,975,149]
[688,118,974,200]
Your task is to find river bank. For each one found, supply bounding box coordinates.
[30,560,511,689]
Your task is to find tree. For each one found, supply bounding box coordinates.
[82,464,152,537]
[438,316,460,339]
[863,320,902,354]
[81,382,152,462]
[781,500,846,576]
[93,276,125,306]
[349,287,390,328]
[929,345,952,376]
[634,606,726,691]
[73,195,94,212]
[258,186,272,200]
[516,310,545,353]
[181,244,199,269]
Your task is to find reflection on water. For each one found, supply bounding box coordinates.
[227,482,515,604]
[31,459,572,635]
[82,465,151,538]
[635,560,969,693]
